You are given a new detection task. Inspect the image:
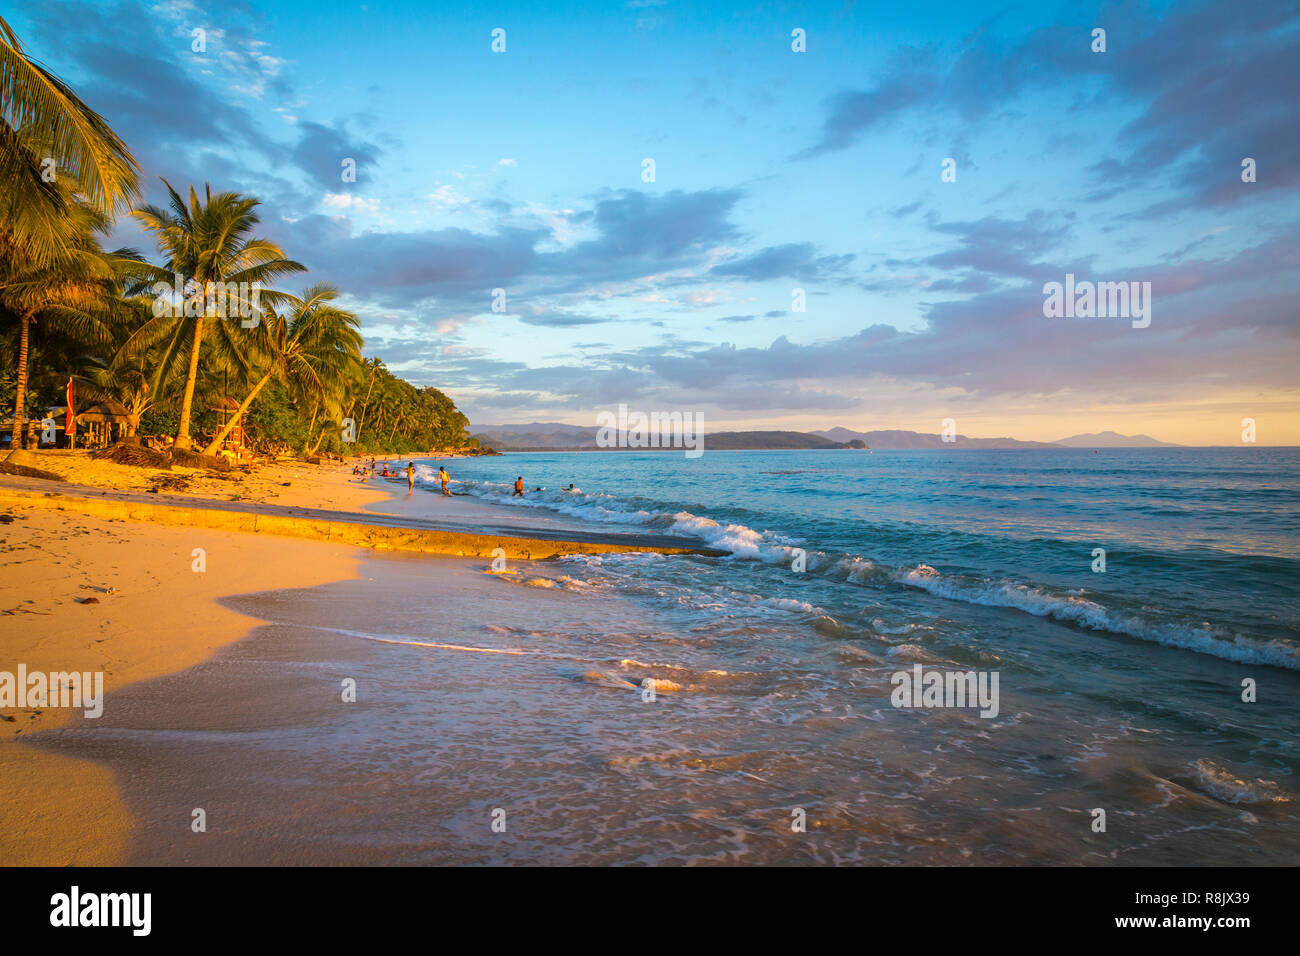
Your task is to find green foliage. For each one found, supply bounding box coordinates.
[243,379,309,452]
[345,359,470,454]
[1,17,468,456]
[138,407,178,436]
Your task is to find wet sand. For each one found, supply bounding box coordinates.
[0,459,717,865]
[0,462,395,864]
[9,462,1296,865]
[0,473,725,557]
[27,554,645,864]
[0,506,365,864]
[37,541,1295,866]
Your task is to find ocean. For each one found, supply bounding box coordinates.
[390,446,1297,863]
[59,447,1300,864]
[430,447,1300,671]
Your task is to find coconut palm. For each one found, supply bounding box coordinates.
[0,16,139,266]
[0,197,143,446]
[352,356,383,444]
[69,295,179,437]
[126,181,304,449]
[201,283,361,454]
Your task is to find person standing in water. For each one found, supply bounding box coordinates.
[513,476,524,497]
[405,462,416,495]
[438,466,451,497]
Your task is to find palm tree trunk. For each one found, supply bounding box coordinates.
[201,369,271,455]
[355,364,377,442]
[386,412,403,447]
[308,427,329,455]
[11,313,32,449]
[301,401,319,455]
[174,314,205,449]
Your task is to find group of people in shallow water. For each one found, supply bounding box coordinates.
[349,459,578,500]
[351,458,451,496]
[511,478,575,496]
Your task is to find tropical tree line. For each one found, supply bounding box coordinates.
[0,16,469,458]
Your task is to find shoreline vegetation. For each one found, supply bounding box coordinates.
[0,16,697,864]
[1,16,480,465]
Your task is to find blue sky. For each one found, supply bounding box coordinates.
[13,0,1300,442]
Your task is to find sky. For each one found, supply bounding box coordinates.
[11,0,1300,443]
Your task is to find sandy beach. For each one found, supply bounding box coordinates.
[0,458,389,864]
[0,454,721,865]
[5,449,1299,867]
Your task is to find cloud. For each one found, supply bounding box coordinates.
[798,0,1299,218]
[923,212,1076,280]
[516,309,609,328]
[710,242,856,282]
[322,193,381,214]
[797,53,939,158]
[292,120,383,190]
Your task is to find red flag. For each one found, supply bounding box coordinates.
[65,379,74,441]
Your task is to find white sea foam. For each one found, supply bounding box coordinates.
[896,564,1300,670]
[870,618,934,636]
[455,481,797,559]
[451,478,1299,671]
[1190,759,1295,805]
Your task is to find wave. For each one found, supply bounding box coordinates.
[449,478,1299,671]
[895,564,1300,670]
[1190,759,1295,805]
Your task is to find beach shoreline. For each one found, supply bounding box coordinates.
[4,449,1298,866]
[0,453,720,864]
[0,459,448,864]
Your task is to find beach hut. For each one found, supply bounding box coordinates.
[74,399,132,448]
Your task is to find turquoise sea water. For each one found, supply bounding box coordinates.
[87,446,1294,864]
[428,447,1300,670]
[371,446,1298,862]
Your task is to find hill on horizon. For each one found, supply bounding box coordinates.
[812,427,1055,449]
[470,423,1181,451]
[1053,430,1180,447]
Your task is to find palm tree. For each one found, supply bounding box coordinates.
[1,16,139,267]
[126,181,304,449]
[353,356,383,444]
[201,283,361,454]
[0,197,141,446]
[71,296,175,437]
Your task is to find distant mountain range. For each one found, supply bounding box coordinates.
[471,423,604,449]
[810,427,1056,449]
[470,423,1180,451]
[1052,430,1179,447]
[813,427,1180,448]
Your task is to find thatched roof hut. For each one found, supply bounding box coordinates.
[74,399,132,424]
